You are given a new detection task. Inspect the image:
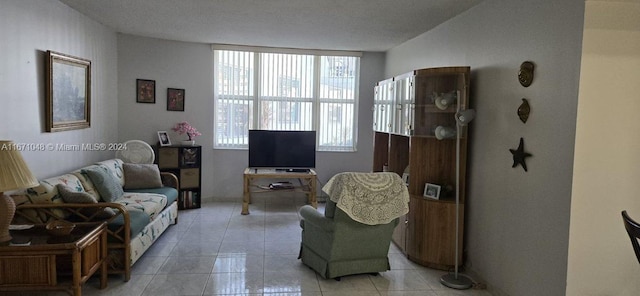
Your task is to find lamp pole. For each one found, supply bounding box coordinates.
[440,106,473,289]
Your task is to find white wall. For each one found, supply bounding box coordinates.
[117,34,385,199]
[567,1,640,295]
[0,0,118,178]
[385,0,584,295]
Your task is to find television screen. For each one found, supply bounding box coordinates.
[248,130,316,170]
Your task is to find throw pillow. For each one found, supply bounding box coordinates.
[123,163,163,190]
[82,167,124,202]
[56,184,116,218]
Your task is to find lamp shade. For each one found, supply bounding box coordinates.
[0,140,38,245]
[0,141,39,192]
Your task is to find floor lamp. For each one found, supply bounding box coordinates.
[440,108,475,289]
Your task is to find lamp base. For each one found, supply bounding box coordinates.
[0,193,16,245]
[440,273,473,290]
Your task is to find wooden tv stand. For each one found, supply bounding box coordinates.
[242,168,317,215]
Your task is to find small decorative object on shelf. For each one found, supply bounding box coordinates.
[518,98,530,123]
[172,121,201,146]
[510,137,532,172]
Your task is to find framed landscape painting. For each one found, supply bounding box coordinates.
[45,50,91,132]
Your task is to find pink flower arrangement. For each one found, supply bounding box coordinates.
[172,121,201,140]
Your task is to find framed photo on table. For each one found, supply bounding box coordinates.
[423,183,441,200]
[45,50,91,132]
[136,79,155,103]
[158,131,171,146]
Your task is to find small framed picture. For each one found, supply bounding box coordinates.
[158,131,171,146]
[402,173,410,186]
[423,183,441,199]
[167,88,185,111]
[136,79,155,103]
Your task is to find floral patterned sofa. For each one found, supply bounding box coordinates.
[11,159,179,281]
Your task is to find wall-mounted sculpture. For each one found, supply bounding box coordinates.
[518,61,534,87]
[510,137,532,172]
[517,98,530,123]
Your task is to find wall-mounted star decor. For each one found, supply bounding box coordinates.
[510,137,532,172]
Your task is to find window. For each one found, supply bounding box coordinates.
[214,46,360,151]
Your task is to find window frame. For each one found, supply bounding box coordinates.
[213,45,361,152]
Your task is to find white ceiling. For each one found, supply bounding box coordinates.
[59,0,484,52]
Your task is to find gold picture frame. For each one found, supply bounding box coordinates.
[45,51,91,132]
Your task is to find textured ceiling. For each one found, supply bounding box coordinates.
[59,0,483,52]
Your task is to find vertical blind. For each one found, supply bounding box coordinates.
[214,47,360,151]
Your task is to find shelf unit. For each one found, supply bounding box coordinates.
[373,67,470,270]
[156,144,202,209]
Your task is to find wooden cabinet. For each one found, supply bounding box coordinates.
[157,145,202,209]
[373,67,470,270]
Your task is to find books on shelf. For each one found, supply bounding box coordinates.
[181,190,199,208]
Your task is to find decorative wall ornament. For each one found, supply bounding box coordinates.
[517,98,530,123]
[518,61,534,87]
[510,137,532,172]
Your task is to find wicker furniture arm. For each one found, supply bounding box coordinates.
[160,172,179,189]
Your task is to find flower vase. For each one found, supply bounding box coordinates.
[181,140,195,146]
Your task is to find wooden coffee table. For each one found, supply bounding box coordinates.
[0,222,108,296]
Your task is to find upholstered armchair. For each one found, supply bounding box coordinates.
[298,172,409,279]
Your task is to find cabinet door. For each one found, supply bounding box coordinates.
[392,213,408,253]
[407,197,462,269]
[412,68,469,137]
[394,74,414,136]
[373,78,395,133]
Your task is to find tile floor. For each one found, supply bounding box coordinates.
[10,195,493,296]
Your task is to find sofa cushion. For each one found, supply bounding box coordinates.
[123,163,163,190]
[83,167,124,202]
[108,209,150,239]
[95,159,125,187]
[56,184,116,218]
[72,165,102,200]
[10,194,43,223]
[125,187,179,209]
[115,192,167,221]
[24,173,83,220]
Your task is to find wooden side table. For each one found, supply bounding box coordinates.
[0,222,108,296]
[242,168,317,215]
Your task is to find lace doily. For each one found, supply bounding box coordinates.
[323,172,409,225]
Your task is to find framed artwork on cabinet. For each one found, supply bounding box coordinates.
[423,183,441,200]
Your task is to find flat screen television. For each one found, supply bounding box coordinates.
[248,130,316,171]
